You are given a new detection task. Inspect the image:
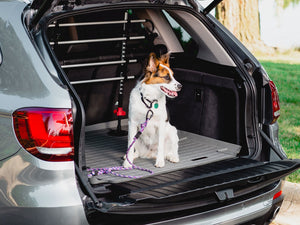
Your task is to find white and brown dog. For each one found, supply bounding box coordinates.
[123,52,182,168]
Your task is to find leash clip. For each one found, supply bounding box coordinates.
[146,109,153,120]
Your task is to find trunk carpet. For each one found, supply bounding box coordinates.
[85,123,241,184]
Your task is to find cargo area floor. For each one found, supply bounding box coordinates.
[85,122,241,184]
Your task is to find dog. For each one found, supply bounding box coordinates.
[123,52,182,168]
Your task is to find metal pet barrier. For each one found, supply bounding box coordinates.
[49,10,151,135]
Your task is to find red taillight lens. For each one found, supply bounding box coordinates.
[273,190,282,200]
[13,108,74,162]
[269,80,280,124]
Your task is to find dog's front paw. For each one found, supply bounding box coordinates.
[168,154,179,163]
[123,151,139,160]
[155,159,165,168]
[123,159,133,168]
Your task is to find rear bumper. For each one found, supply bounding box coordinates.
[0,205,89,225]
[87,181,283,225]
[150,181,283,225]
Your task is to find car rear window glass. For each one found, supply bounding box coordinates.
[163,10,199,58]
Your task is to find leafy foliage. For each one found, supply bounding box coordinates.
[261,61,300,183]
[275,0,300,9]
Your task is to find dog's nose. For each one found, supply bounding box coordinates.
[177,83,182,91]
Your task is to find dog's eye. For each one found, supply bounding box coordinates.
[163,75,171,81]
[153,73,159,77]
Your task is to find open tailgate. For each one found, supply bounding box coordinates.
[92,158,300,213]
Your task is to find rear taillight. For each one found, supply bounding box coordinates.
[269,80,280,124]
[13,108,74,162]
[273,190,282,200]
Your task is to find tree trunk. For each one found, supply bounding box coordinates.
[216,0,262,51]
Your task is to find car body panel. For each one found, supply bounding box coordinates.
[0,150,80,208]
[2,205,89,225]
[0,2,89,224]
[0,143,89,224]
[0,1,71,110]
[0,1,72,160]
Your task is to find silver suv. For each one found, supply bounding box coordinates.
[0,0,299,224]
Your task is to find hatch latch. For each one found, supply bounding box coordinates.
[215,188,234,202]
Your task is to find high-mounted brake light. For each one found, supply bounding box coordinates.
[269,80,280,124]
[13,108,74,162]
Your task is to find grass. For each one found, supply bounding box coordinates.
[260,60,300,183]
[254,47,300,65]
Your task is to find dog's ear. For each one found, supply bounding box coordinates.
[159,52,170,66]
[146,52,159,73]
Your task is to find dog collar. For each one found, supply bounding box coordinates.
[140,92,158,109]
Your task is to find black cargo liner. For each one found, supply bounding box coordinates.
[85,121,241,184]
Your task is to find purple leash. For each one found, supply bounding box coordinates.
[87,113,154,179]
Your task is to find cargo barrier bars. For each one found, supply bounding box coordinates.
[49,36,145,46]
[49,10,149,135]
[48,13,148,85]
[48,19,147,27]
